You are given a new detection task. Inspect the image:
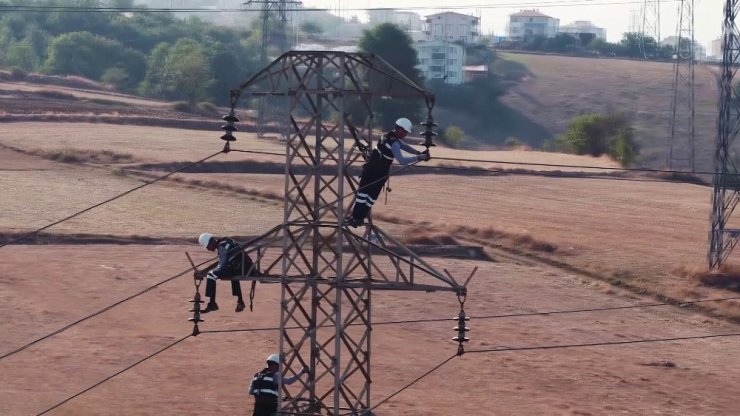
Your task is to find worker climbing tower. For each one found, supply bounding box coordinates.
[206,51,470,415]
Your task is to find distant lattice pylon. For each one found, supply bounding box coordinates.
[667,0,696,171]
[640,0,661,58]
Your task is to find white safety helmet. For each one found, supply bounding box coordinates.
[198,232,214,248]
[395,117,413,134]
[266,354,281,364]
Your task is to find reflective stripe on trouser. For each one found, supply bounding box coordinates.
[355,192,375,208]
[351,163,389,222]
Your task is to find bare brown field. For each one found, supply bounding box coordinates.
[1,100,740,412]
[499,53,719,170]
[0,81,172,108]
[2,246,740,415]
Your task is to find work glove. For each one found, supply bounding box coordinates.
[417,151,430,162]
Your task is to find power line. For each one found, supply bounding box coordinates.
[0,150,225,249]
[364,353,458,415]
[465,332,740,354]
[363,331,740,414]
[196,295,740,335]
[0,256,215,362]
[36,333,192,416]
[0,0,682,14]
[228,148,711,185]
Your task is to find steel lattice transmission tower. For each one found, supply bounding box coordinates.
[640,0,661,58]
[245,0,301,138]
[666,0,696,171]
[709,0,740,269]
[228,51,468,415]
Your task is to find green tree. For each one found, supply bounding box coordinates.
[4,41,39,70]
[139,42,171,97]
[547,33,576,54]
[44,31,146,86]
[162,38,214,102]
[358,23,423,129]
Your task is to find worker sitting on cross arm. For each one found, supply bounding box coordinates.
[347,117,430,228]
[249,354,309,416]
[195,232,259,313]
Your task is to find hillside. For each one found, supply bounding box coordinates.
[497,52,719,170]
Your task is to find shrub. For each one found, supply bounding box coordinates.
[444,125,465,148]
[556,112,639,166]
[172,101,191,112]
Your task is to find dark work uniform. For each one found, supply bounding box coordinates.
[248,367,303,416]
[249,368,279,416]
[205,238,257,304]
[351,131,413,224]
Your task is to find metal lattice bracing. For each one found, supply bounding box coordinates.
[230,51,465,415]
[641,0,661,58]
[709,0,740,269]
[667,0,696,171]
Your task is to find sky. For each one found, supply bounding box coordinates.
[301,0,724,47]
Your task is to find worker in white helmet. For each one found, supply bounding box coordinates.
[248,353,309,416]
[196,233,259,313]
[347,117,430,227]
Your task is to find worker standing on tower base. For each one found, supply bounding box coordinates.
[249,354,309,416]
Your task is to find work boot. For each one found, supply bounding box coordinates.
[236,301,246,312]
[202,302,219,313]
[345,217,363,228]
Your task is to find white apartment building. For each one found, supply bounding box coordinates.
[367,10,423,31]
[423,12,480,44]
[508,9,559,39]
[414,40,466,85]
[559,20,606,40]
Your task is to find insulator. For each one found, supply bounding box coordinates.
[221,124,238,133]
[421,121,438,127]
[219,109,238,143]
[452,336,470,343]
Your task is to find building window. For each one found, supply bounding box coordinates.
[461,36,467,43]
[447,71,457,78]
[446,24,453,32]
[448,59,456,65]
[529,18,533,22]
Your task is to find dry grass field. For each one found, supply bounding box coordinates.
[2,82,740,414]
[498,53,720,170]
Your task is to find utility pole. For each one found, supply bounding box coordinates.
[244,0,301,138]
[220,51,470,415]
[666,0,696,171]
[640,0,661,58]
[709,0,740,269]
